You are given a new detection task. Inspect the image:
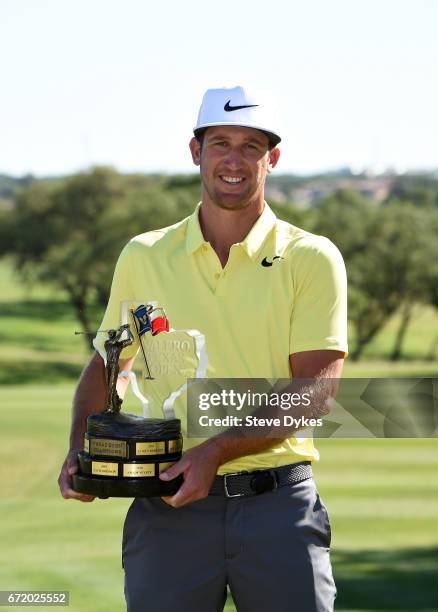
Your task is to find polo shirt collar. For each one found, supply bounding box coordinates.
[185,201,277,259]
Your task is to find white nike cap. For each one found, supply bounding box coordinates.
[193,86,281,146]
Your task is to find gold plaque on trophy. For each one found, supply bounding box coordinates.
[91,461,119,477]
[90,438,127,458]
[136,441,166,456]
[123,464,155,478]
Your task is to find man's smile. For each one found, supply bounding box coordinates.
[219,175,245,185]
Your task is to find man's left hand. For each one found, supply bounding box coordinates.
[159,441,221,508]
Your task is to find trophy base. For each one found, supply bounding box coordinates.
[72,473,183,498]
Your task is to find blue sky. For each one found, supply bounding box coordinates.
[1,0,437,176]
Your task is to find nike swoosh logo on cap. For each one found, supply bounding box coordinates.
[224,100,259,112]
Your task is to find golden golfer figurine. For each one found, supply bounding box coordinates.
[72,321,183,498]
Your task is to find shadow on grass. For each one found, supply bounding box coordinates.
[332,546,438,610]
[1,360,82,384]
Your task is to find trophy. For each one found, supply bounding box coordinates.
[72,305,183,499]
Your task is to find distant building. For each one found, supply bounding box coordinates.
[266,174,394,207]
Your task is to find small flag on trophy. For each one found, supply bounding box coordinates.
[132,304,152,336]
[130,303,170,379]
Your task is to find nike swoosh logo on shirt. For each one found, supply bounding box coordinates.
[261,256,283,267]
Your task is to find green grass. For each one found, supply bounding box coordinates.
[0,259,97,384]
[314,439,438,611]
[1,385,437,611]
[0,256,55,302]
[352,304,438,361]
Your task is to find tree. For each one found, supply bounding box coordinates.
[348,203,436,360]
[1,168,126,345]
[310,191,438,361]
[1,168,201,349]
[419,212,438,360]
[311,189,374,260]
[388,175,438,208]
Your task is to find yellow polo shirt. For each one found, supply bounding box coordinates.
[94,202,348,474]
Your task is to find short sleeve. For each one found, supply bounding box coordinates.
[93,243,140,361]
[289,237,348,356]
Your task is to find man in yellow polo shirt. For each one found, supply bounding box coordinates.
[58,86,347,612]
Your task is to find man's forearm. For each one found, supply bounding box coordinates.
[204,372,340,467]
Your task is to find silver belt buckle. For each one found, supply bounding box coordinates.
[223,471,248,498]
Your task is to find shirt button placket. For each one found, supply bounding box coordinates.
[215,270,229,296]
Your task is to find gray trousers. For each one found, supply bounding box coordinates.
[122,478,336,612]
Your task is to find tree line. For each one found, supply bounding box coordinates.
[1,167,437,361]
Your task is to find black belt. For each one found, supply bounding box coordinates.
[209,461,312,498]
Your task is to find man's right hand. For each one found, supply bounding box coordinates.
[58,449,96,502]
